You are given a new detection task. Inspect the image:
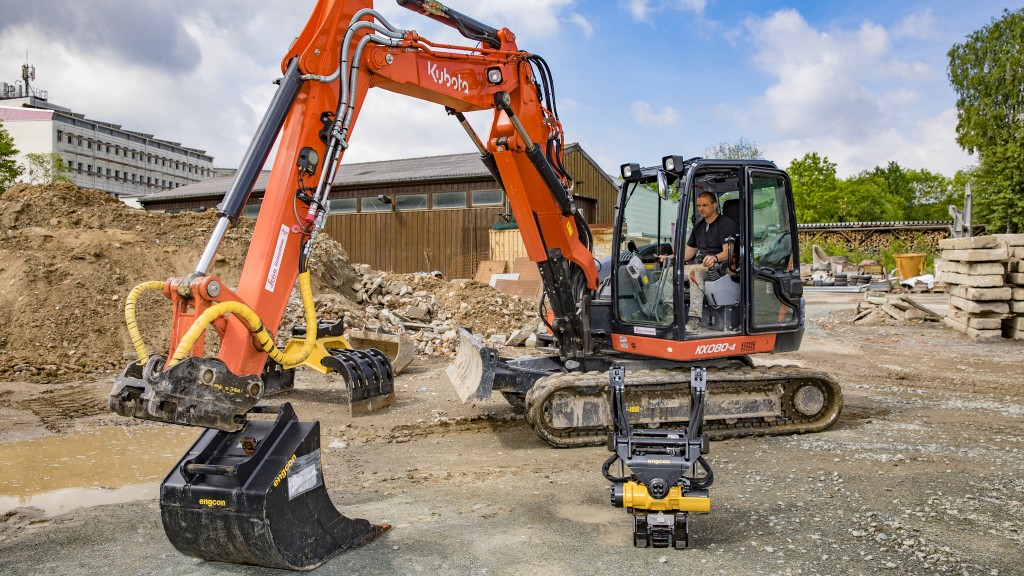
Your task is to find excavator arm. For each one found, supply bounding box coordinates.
[110,0,598,433]
[106,2,602,569]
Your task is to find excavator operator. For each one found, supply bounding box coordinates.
[683,191,737,331]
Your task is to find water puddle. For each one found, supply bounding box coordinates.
[0,426,199,516]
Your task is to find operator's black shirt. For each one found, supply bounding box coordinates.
[686,215,738,258]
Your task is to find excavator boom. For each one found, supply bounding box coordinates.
[108,0,607,569]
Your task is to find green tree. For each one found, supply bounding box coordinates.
[0,120,23,192]
[904,168,956,221]
[24,151,73,185]
[706,137,764,160]
[788,152,841,223]
[948,8,1024,232]
[838,172,903,222]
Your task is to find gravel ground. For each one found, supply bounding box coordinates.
[0,291,1021,575]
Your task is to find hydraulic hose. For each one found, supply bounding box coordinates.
[165,271,319,369]
[125,281,167,365]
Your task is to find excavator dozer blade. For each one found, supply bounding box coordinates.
[161,403,388,570]
[321,348,395,416]
[446,328,499,402]
[346,330,415,375]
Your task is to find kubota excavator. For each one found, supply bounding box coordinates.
[106,0,842,567]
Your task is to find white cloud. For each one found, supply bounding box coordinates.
[569,13,594,39]
[442,0,575,40]
[737,9,965,175]
[892,9,938,40]
[619,0,705,22]
[631,101,679,126]
[767,108,973,178]
[621,0,652,22]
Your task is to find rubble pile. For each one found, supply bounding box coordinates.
[853,292,942,325]
[935,234,1024,340]
[281,265,542,358]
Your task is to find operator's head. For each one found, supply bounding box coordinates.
[695,191,717,220]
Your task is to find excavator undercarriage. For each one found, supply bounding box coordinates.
[449,329,843,449]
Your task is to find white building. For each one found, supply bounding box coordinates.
[0,81,215,199]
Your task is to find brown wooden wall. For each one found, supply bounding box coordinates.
[564,148,616,225]
[324,207,503,278]
[143,147,618,278]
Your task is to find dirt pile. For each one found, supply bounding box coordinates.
[0,183,539,381]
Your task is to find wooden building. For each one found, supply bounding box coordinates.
[140,144,617,278]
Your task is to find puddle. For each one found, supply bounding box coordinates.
[0,426,199,516]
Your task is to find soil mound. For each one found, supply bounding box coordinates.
[0,183,538,381]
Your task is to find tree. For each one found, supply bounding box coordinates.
[948,8,1024,232]
[0,121,23,192]
[24,151,73,186]
[788,152,841,223]
[706,137,764,160]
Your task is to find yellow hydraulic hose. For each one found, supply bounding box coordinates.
[166,271,318,369]
[125,280,167,365]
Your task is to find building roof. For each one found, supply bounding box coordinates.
[141,143,602,205]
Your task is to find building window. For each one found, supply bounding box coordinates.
[241,203,261,218]
[328,198,357,214]
[433,191,467,209]
[360,196,392,212]
[87,141,93,150]
[395,194,427,211]
[471,189,503,206]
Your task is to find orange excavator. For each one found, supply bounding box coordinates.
[107,0,842,567]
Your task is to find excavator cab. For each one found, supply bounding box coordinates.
[611,157,804,343]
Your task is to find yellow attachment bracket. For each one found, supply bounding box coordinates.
[280,334,352,374]
[621,482,710,513]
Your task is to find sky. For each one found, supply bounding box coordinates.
[0,1,1017,179]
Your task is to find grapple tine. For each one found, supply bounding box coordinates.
[322,348,395,416]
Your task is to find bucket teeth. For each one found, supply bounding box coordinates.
[322,348,395,416]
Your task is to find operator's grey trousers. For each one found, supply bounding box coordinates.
[684,264,708,320]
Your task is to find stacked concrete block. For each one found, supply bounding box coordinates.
[996,234,1024,340]
[936,235,1009,339]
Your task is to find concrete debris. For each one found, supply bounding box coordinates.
[282,269,544,360]
[853,293,942,326]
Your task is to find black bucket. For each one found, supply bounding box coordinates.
[160,403,387,570]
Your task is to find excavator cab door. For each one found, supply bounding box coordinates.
[745,168,803,334]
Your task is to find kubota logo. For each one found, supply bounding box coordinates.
[427,62,469,94]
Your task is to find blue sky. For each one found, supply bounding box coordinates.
[0,1,1017,178]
